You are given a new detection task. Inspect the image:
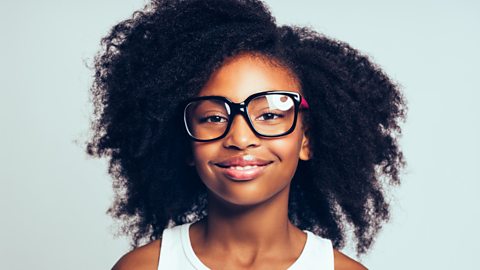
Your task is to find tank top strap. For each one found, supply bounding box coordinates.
[289,230,334,270]
[158,223,197,269]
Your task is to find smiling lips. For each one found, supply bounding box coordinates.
[214,155,273,181]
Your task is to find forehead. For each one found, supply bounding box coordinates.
[198,53,300,102]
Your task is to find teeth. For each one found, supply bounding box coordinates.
[230,165,258,170]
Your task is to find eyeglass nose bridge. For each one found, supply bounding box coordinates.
[223,100,257,136]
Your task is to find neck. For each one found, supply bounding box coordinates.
[200,185,297,249]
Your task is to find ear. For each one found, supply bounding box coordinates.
[299,132,312,161]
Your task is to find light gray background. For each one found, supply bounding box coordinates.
[1,0,479,269]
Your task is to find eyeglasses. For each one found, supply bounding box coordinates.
[183,90,309,142]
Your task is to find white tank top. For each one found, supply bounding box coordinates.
[158,223,334,269]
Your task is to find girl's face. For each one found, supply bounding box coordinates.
[190,53,310,207]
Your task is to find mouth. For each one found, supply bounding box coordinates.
[214,155,273,181]
[215,164,271,181]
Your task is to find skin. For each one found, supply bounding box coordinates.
[112,53,367,270]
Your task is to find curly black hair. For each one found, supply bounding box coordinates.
[87,0,406,255]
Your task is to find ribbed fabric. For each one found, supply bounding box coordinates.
[158,223,334,270]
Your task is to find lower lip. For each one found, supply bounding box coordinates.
[216,164,270,181]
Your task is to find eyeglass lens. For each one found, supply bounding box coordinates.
[185,94,296,141]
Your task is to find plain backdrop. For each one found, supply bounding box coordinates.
[1,0,479,269]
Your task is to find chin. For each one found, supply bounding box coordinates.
[209,185,289,209]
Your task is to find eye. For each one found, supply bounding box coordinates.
[257,112,283,121]
[199,115,228,123]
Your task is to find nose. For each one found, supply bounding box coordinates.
[222,114,260,150]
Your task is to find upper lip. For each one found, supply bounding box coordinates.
[214,155,273,168]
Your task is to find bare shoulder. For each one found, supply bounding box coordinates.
[334,249,368,270]
[111,239,162,270]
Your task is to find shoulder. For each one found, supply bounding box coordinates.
[333,249,368,270]
[111,239,161,270]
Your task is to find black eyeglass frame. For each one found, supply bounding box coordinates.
[182,90,307,142]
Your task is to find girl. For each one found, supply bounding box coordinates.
[87,0,406,269]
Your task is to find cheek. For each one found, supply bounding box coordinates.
[267,134,304,178]
[191,143,218,179]
[269,131,304,160]
[191,141,212,160]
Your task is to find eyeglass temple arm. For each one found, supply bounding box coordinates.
[300,97,310,109]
